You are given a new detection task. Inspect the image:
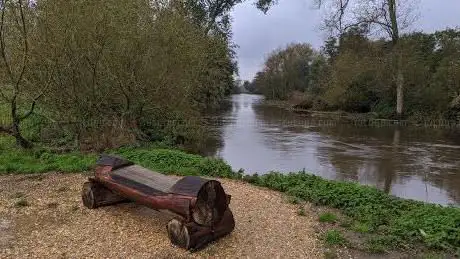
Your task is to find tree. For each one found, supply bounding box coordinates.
[256,0,418,117]
[18,0,239,151]
[182,0,242,36]
[254,43,317,100]
[0,0,40,148]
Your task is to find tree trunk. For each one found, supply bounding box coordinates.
[388,0,403,118]
[396,52,404,118]
[11,119,32,149]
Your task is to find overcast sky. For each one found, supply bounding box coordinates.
[232,0,460,80]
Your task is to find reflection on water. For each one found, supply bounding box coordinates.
[204,94,460,205]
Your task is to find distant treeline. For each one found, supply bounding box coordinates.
[0,0,239,150]
[246,28,460,121]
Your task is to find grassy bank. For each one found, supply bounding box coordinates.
[1,135,459,256]
[0,136,96,173]
[244,173,460,255]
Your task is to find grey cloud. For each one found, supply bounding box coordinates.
[232,0,460,80]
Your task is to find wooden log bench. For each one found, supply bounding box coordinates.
[81,154,235,251]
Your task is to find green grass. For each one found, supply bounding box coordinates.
[351,222,371,233]
[323,230,347,246]
[113,146,241,179]
[319,212,338,223]
[0,136,240,179]
[0,136,96,174]
[243,172,460,252]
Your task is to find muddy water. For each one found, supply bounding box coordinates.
[205,94,460,205]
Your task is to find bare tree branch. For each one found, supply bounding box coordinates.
[15,0,29,95]
[0,0,14,81]
[19,93,42,121]
[0,88,9,102]
[0,124,12,133]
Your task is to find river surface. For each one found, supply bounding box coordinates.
[204,94,460,205]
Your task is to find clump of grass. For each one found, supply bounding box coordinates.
[352,222,371,233]
[319,212,337,223]
[14,198,29,208]
[297,206,306,216]
[323,230,347,246]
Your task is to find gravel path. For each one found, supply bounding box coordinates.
[0,173,322,258]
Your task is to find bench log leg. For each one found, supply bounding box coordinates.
[82,181,129,209]
[167,208,235,251]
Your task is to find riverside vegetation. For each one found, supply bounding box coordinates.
[1,135,459,257]
[246,1,460,122]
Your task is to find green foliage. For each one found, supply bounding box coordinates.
[252,28,460,120]
[250,43,320,100]
[365,236,399,253]
[114,147,241,179]
[323,230,347,246]
[0,136,96,174]
[243,172,460,252]
[319,212,338,223]
[351,222,371,233]
[1,0,238,151]
[1,134,240,179]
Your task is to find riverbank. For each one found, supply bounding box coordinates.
[0,136,458,258]
[261,100,460,128]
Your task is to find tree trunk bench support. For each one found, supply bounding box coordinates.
[81,154,235,251]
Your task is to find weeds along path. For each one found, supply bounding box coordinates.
[0,173,323,258]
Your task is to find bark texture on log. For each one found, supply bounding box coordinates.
[167,208,235,251]
[82,181,128,209]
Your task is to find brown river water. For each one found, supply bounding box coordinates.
[203,94,460,206]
